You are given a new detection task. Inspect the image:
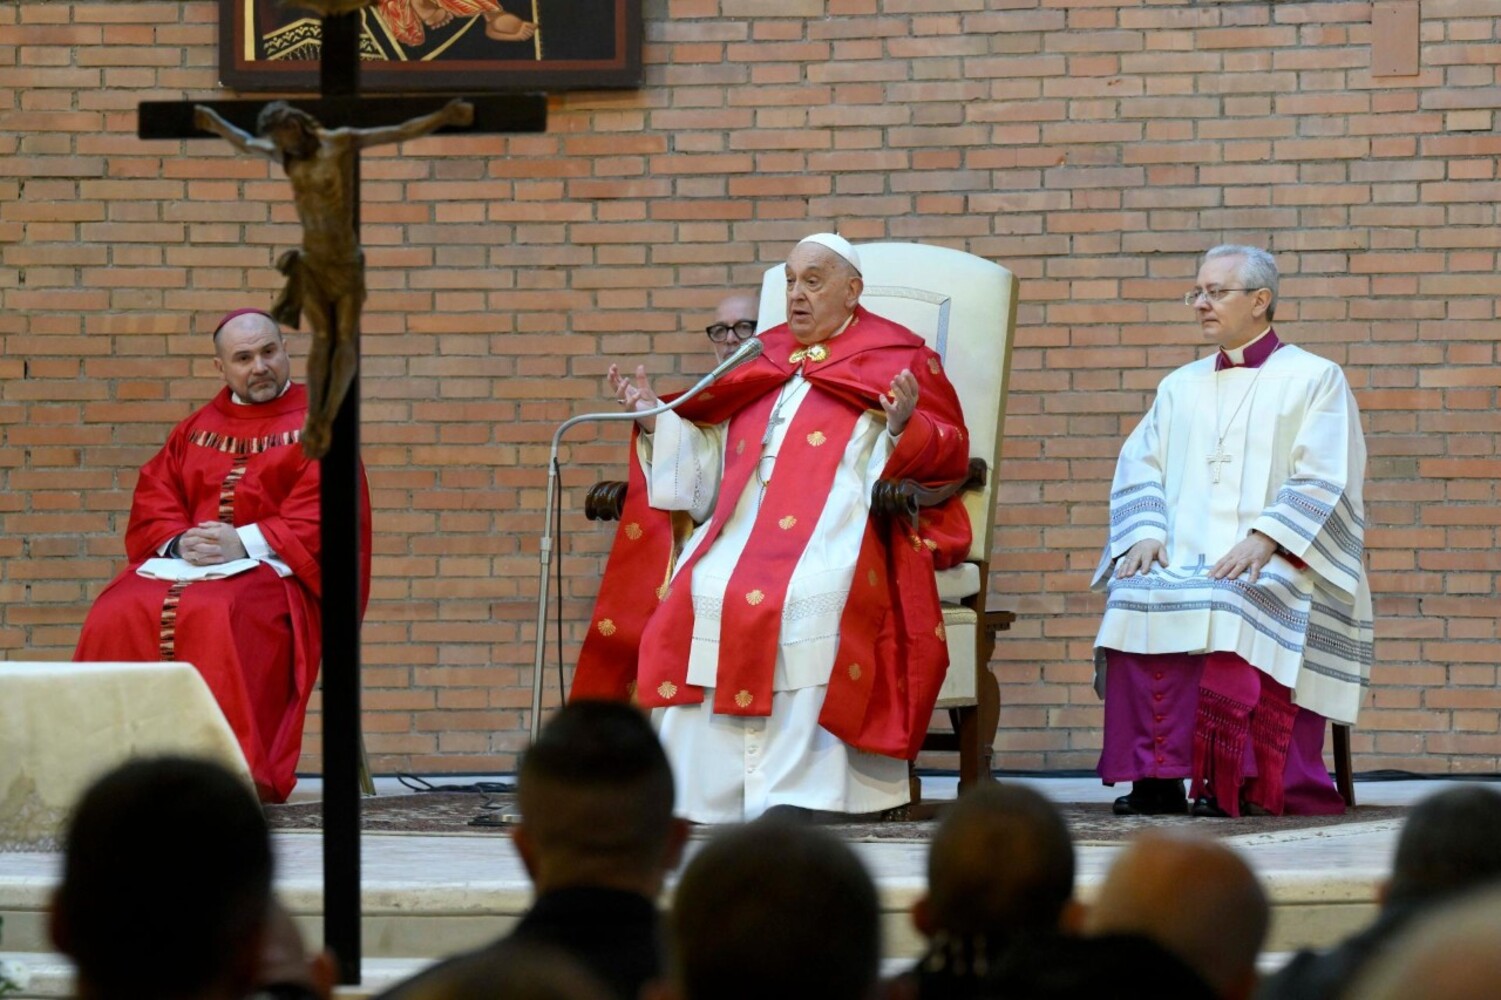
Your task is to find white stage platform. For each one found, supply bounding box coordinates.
[0,776,1446,998]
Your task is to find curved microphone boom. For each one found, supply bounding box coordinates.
[528,335,765,742]
[699,333,766,385]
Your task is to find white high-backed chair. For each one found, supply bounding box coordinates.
[756,242,1019,806]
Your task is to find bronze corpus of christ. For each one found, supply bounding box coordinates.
[193,97,473,457]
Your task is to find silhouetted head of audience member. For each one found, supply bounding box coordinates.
[916,783,1079,944]
[1085,829,1267,1000]
[657,817,881,1000]
[392,940,614,1000]
[1383,784,1501,909]
[514,700,687,898]
[50,756,273,1000]
[1348,883,1501,1000]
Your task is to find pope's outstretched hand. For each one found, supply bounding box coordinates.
[607,363,661,432]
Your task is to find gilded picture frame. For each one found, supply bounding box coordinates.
[218,0,642,92]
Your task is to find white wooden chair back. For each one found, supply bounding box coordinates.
[757,242,1019,566]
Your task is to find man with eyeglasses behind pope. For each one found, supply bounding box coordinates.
[574,233,972,824]
[705,292,760,364]
[1094,245,1371,819]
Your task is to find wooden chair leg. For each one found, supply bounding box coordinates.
[358,730,377,798]
[954,704,981,795]
[975,664,1000,787]
[1332,722,1355,808]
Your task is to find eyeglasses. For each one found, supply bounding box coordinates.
[706,320,758,342]
[1184,287,1254,305]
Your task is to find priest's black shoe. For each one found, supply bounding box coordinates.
[1112,778,1188,816]
[1191,796,1230,818]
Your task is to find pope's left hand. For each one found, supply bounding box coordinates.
[882,369,919,436]
[1209,531,1278,583]
[179,521,248,566]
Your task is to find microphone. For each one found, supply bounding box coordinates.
[528,335,766,741]
[702,334,766,385]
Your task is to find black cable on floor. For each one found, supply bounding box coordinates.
[395,773,515,795]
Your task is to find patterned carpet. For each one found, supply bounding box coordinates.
[264,791,1407,843]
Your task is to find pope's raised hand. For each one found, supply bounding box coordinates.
[607,363,661,432]
[881,369,920,436]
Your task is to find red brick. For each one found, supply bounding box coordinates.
[2,0,1496,775]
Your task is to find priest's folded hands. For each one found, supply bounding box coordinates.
[176,521,249,566]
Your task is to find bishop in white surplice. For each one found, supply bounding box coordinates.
[1094,245,1372,819]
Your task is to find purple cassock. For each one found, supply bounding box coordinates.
[1097,329,1346,817]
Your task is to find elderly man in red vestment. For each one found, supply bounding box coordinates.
[74,310,371,802]
[574,234,972,823]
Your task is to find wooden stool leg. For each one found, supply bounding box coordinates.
[1332,723,1355,808]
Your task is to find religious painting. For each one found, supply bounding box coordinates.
[217,0,642,92]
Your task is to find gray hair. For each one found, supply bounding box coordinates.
[1202,244,1279,320]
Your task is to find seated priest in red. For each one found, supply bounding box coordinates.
[74,309,371,802]
[574,233,973,824]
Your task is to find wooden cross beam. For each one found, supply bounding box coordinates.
[138,93,547,139]
[136,8,546,985]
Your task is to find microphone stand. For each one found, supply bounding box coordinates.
[528,337,765,743]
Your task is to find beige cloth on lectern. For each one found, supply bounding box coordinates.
[0,661,251,850]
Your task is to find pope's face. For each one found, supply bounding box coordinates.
[214,316,291,404]
[1194,254,1272,350]
[784,244,862,345]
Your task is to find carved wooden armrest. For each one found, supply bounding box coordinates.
[870,458,987,521]
[983,609,1016,636]
[585,481,629,522]
[591,458,988,526]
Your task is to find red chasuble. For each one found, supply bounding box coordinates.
[573,307,973,760]
[74,384,372,802]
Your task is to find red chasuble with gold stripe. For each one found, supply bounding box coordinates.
[574,307,972,760]
[74,385,372,802]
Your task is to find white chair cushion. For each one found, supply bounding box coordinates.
[935,562,981,603]
[934,607,978,708]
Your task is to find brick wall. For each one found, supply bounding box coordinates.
[3,0,1498,777]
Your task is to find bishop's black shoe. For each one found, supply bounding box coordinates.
[1191,795,1231,818]
[1112,778,1189,816]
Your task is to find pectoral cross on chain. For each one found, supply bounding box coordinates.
[1207,446,1233,484]
[761,408,787,448]
[761,377,807,448]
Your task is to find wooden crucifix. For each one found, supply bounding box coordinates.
[138,4,546,984]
